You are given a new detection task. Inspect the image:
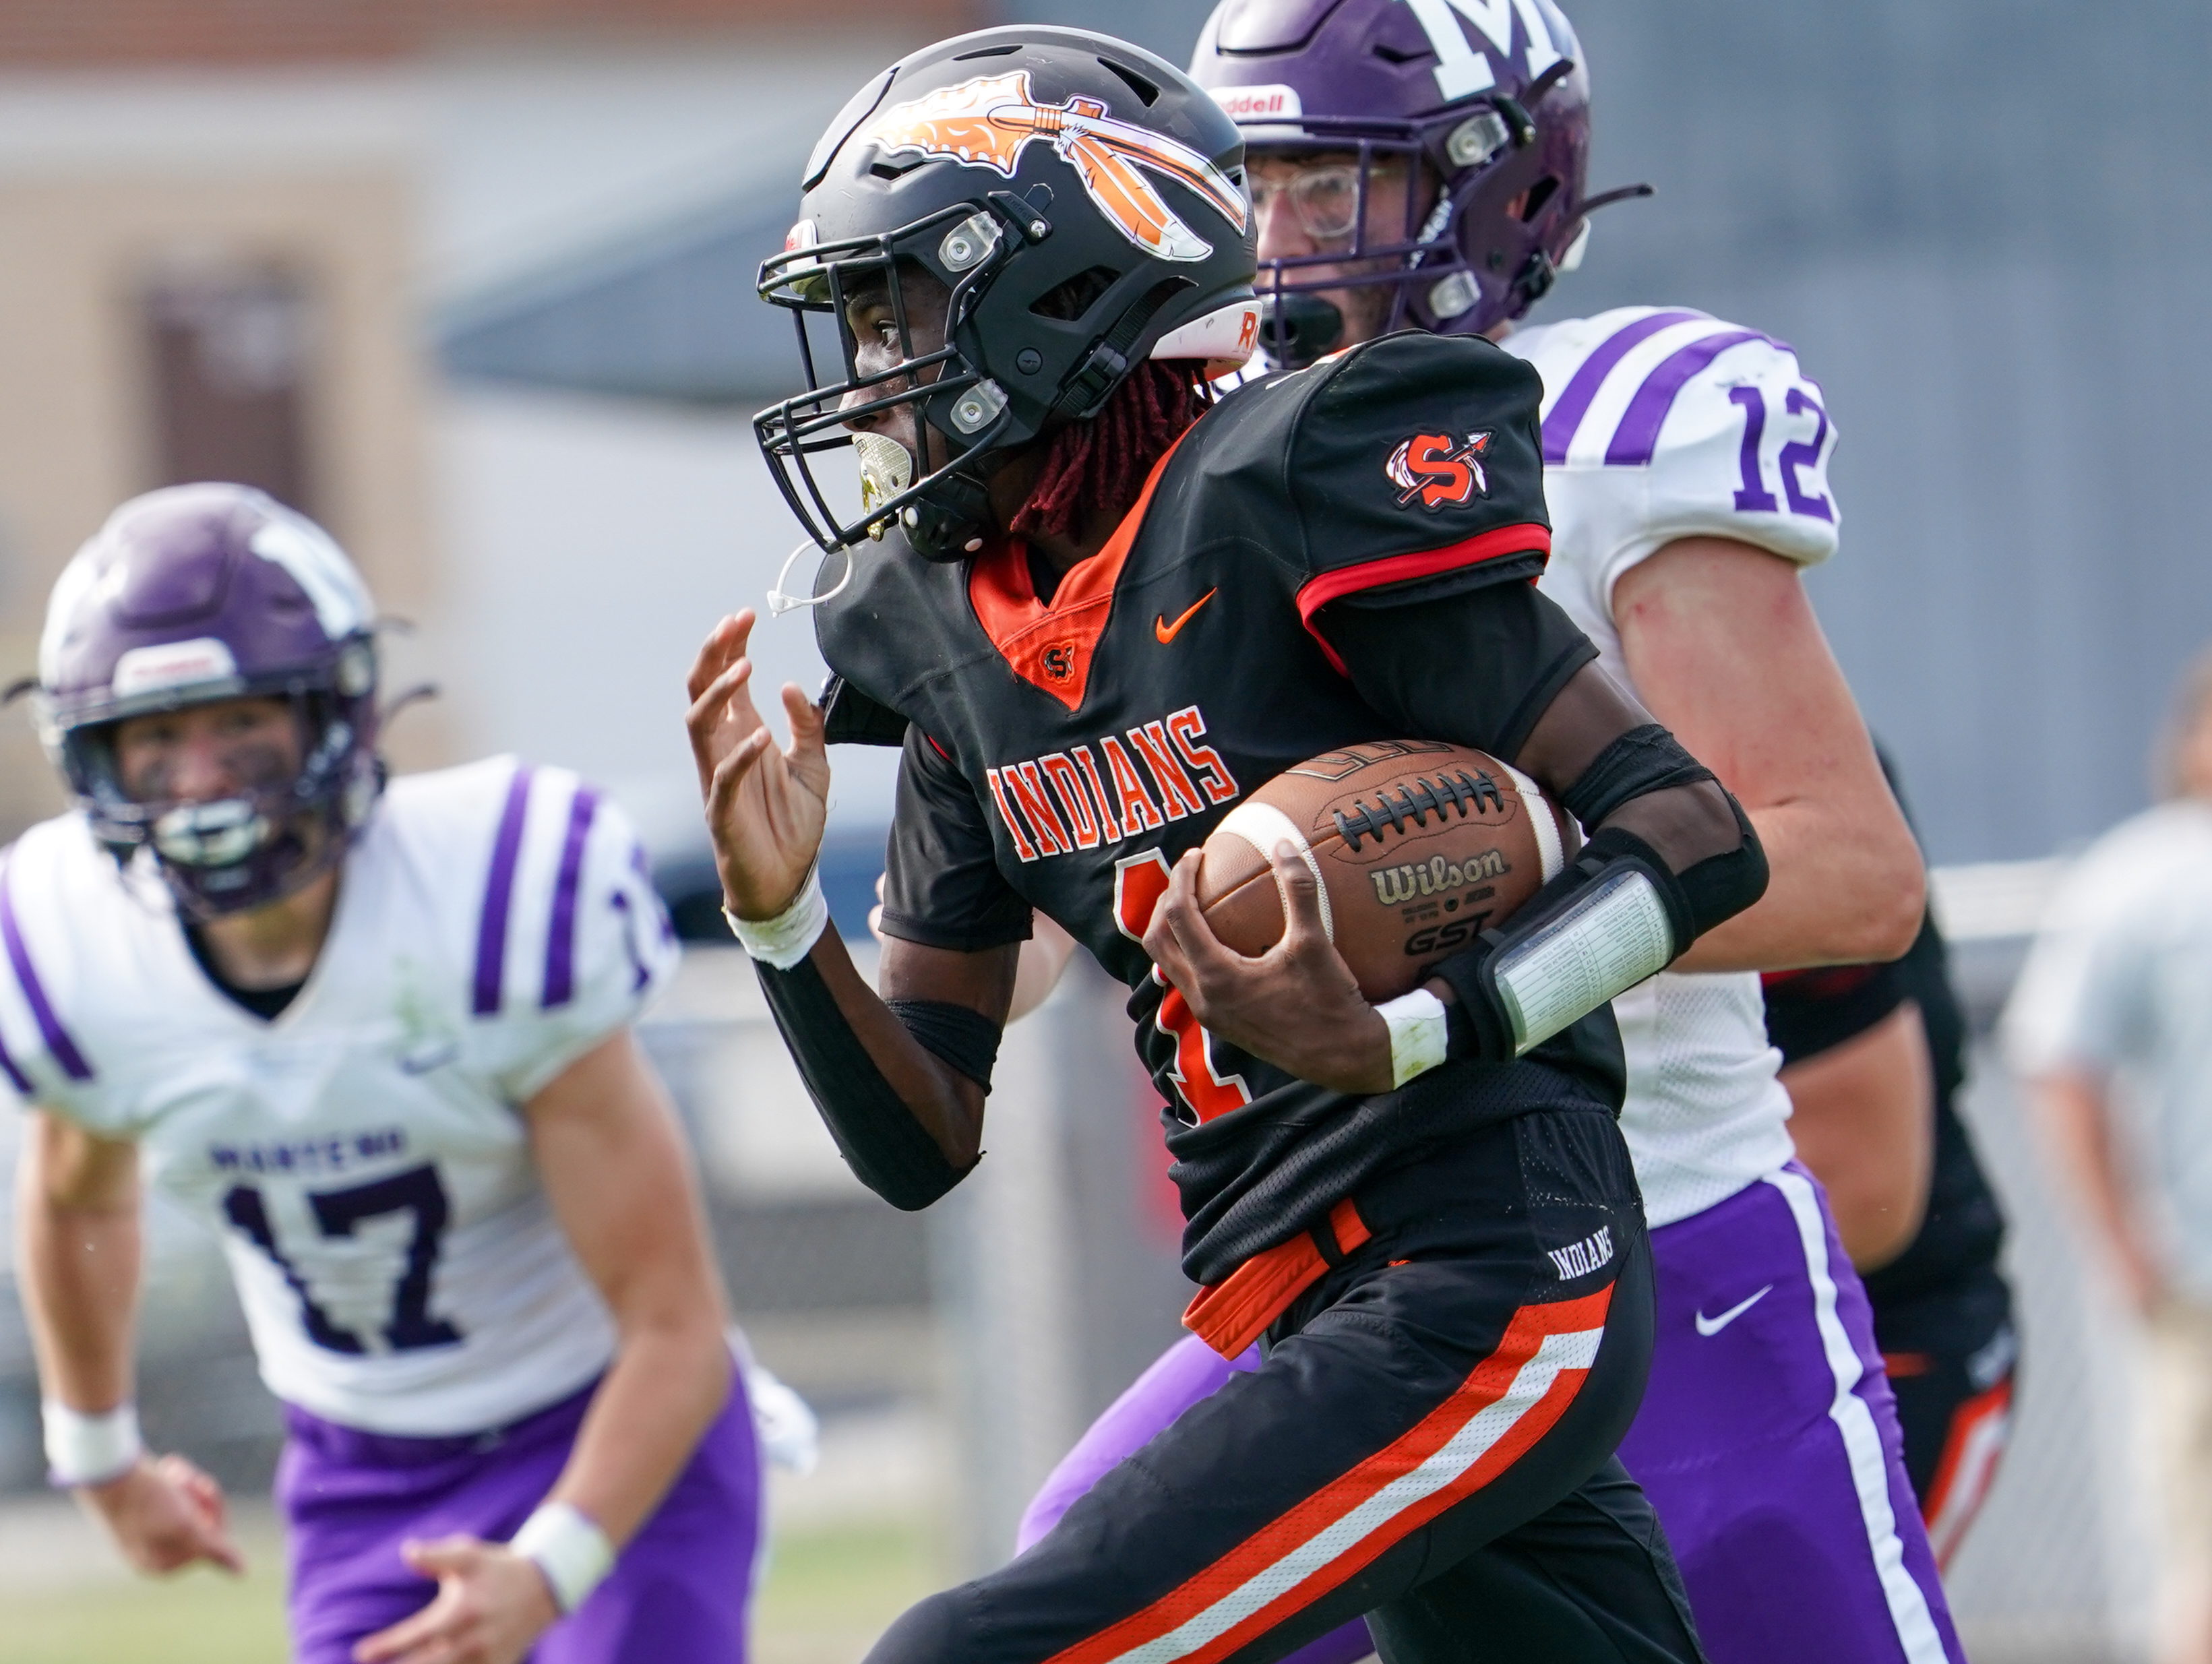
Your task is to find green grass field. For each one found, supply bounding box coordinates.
[0,1517,940,1664]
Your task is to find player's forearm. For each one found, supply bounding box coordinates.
[546,1315,732,1549]
[1614,537,1924,972]
[811,926,988,1165]
[19,1193,142,1413]
[751,929,995,1211]
[16,1115,143,1413]
[526,1034,739,1549]
[1669,799,1924,973]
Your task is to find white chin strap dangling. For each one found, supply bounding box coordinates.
[765,432,915,616]
[766,539,855,617]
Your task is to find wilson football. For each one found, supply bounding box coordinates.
[1196,739,1575,1002]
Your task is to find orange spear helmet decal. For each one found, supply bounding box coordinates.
[862,71,1247,263]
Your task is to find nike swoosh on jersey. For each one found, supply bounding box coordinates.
[1693,1283,1773,1336]
[1154,588,1217,644]
[398,1041,460,1076]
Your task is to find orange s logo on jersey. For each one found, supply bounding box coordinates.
[1385,431,1493,510]
[863,71,1246,262]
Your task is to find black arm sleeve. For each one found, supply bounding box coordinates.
[1315,578,1599,762]
[878,725,1033,953]
[1558,725,1715,828]
[1762,960,1910,1066]
[882,998,1003,1090]
[1667,789,1770,940]
[755,958,971,1211]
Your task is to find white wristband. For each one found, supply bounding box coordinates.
[43,1400,142,1488]
[1377,988,1450,1088]
[510,1502,615,1614]
[724,867,829,970]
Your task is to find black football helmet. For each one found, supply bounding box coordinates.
[756,26,1260,563]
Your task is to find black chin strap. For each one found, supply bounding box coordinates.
[900,466,998,563]
[1258,292,1346,370]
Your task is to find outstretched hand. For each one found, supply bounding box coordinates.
[82,1452,246,1576]
[1143,842,1394,1096]
[352,1536,557,1664]
[685,610,831,919]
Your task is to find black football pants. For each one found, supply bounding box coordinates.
[865,1107,1708,1664]
[1873,1266,2017,1563]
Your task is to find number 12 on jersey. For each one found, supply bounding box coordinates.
[1729,385,1834,522]
[1114,849,1253,1123]
[224,1163,464,1355]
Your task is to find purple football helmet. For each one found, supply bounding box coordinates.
[1192,0,1648,359]
[35,483,382,919]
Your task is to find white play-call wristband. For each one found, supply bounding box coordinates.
[1377,987,1450,1088]
[724,867,829,969]
[510,1502,615,1614]
[43,1400,143,1488]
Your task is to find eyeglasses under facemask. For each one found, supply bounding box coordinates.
[1246,159,1415,245]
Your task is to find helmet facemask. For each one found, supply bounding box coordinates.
[758,206,1016,561]
[755,30,1262,572]
[1242,71,1585,367]
[52,644,381,922]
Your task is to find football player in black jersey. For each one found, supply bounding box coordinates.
[1763,754,2017,1570]
[688,28,1769,1664]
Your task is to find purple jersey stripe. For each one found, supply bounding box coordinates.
[541,786,601,1010]
[1604,329,1775,466]
[472,766,535,1018]
[0,851,92,1081]
[0,988,31,1094]
[1539,309,1706,464]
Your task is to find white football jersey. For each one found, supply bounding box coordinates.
[0,759,679,1436]
[1508,306,1842,1227]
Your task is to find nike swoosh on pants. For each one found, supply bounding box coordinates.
[1693,1283,1773,1336]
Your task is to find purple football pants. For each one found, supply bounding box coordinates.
[1020,1163,1963,1664]
[1618,1164,1962,1664]
[278,1373,761,1664]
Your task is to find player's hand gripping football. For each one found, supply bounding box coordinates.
[685,609,830,920]
[82,1450,247,1576]
[1145,842,1395,1096]
[352,1535,556,1664]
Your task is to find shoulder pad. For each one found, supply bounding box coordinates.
[0,818,111,1105]
[1516,309,1840,569]
[1186,332,1552,606]
[446,763,678,1099]
[813,535,973,718]
[821,675,910,747]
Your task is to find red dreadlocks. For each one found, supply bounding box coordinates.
[1009,361,1209,547]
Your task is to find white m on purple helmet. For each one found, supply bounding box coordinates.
[34,483,383,918]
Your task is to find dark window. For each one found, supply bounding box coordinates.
[144,265,316,515]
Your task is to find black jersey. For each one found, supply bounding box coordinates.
[816,332,1620,1285]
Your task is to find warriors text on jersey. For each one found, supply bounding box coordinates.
[818,331,1624,1285]
[1506,305,1843,1227]
[0,760,678,1436]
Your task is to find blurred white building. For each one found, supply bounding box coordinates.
[0,0,961,848]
